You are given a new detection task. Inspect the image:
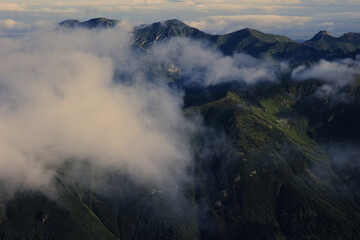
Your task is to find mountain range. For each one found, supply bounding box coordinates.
[1,18,360,240]
[59,18,360,63]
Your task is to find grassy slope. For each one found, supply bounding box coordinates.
[186,82,360,239]
[1,81,360,239]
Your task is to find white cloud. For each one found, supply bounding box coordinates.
[291,58,360,97]
[318,22,334,28]
[148,38,280,86]
[0,19,26,30]
[185,15,312,34]
[0,19,52,36]
[292,59,360,86]
[0,27,195,196]
[0,3,26,11]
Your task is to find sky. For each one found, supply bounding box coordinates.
[0,0,359,39]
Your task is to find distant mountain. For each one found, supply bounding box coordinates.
[132,20,294,57]
[305,30,360,52]
[59,18,120,29]
[59,18,360,62]
[132,20,296,59]
[209,28,294,57]
[131,19,360,62]
[133,19,212,49]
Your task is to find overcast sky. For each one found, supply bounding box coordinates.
[0,0,359,39]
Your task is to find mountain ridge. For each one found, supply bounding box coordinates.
[59,18,120,29]
[59,18,360,62]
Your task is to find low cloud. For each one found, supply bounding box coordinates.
[0,19,52,36]
[325,143,360,167]
[147,38,281,87]
[0,27,195,197]
[291,58,360,97]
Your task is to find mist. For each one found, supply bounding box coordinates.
[146,38,281,87]
[0,27,196,197]
[291,58,360,97]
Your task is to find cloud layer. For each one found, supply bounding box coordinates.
[1,0,360,39]
[0,27,195,197]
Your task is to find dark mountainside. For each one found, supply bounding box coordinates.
[59,18,120,29]
[132,19,360,62]
[1,18,360,240]
[58,18,360,62]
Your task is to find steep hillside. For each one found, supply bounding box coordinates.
[210,28,294,57]
[133,19,212,49]
[305,31,360,52]
[2,78,360,239]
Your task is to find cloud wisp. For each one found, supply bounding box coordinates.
[291,58,360,97]
[146,38,281,87]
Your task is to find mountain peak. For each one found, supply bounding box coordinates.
[163,19,184,25]
[342,32,360,41]
[59,18,120,29]
[82,18,120,28]
[310,30,332,41]
[58,19,80,28]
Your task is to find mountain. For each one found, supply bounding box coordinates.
[59,18,360,62]
[133,19,212,49]
[208,28,295,57]
[1,18,360,240]
[131,19,360,62]
[185,81,360,239]
[132,20,298,59]
[133,21,294,58]
[305,30,360,52]
[2,78,360,240]
[59,18,120,29]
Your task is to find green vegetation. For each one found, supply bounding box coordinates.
[305,31,360,52]
[1,77,360,239]
[0,203,5,224]
[186,81,360,239]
